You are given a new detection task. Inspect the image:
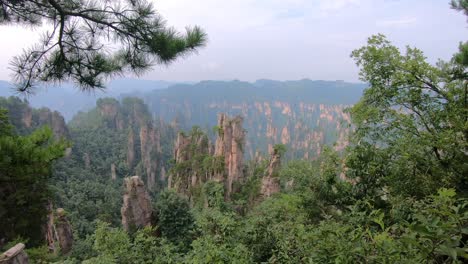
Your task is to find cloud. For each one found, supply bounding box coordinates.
[275,9,306,20]
[0,0,464,83]
[319,0,362,11]
[201,62,220,72]
[376,17,417,27]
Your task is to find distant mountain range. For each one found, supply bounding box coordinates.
[136,79,367,159]
[0,78,367,159]
[0,79,175,120]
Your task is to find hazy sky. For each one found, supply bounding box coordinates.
[0,0,466,82]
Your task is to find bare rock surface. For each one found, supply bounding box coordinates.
[121,176,153,231]
[260,148,282,198]
[0,243,29,264]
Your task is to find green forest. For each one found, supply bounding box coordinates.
[0,0,467,263]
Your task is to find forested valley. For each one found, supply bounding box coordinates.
[0,0,467,263]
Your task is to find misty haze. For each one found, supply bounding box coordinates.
[0,1,467,263]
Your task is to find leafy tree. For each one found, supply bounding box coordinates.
[0,110,66,245]
[347,34,467,199]
[0,0,207,92]
[83,222,182,264]
[241,193,309,262]
[186,236,252,264]
[272,144,287,157]
[452,0,468,20]
[154,190,195,249]
[0,108,12,136]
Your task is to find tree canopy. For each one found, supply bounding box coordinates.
[0,0,207,92]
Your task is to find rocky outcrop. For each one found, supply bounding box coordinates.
[97,98,121,130]
[0,97,69,139]
[45,206,74,255]
[36,109,69,139]
[0,243,28,264]
[160,166,166,181]
[127,129,135,168]
[121,176,152,231]
[168,114,246,202]
[21,107,32,128]
[214,114,245,198]
[95,98,165,189]
[260,147,282,198]
[111,163,117,180]
[139,125,161,189]
[142,83,359,160]
[54,209,74,254]
[174,132,193,163]
[83,153,91,169]
[169,130,210,195]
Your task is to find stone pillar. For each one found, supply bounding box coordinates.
[121,176,153,231]
[0,243,29,264]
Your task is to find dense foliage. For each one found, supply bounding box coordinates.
[0,1,466,263]
[348,34,467,200]
[0,107,66,245]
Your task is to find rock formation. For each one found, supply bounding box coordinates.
[111,163,117,180]
[36,109,69,139]
[160,166,167,181]
[141,80,362,161]
[260,147,282,198]
[127,129,135,168]
[95,98,165,189]
[83,153,91,169]
[21,107,32,129]
[169,129,210,195]
[121,176,153,231]
[54,209,74,254]
[0,243,29,264]
[168,114,247,201]
[45,206,74,254]
[214,113,245,198]
[97,98,123,130]
[139,125,161,189]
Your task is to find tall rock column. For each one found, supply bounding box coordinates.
[214,114,245,199]
[260,147,282,198]
[45,205,74,255]
[126,129,135,168]
[111,163,117,180]
[139,125,162,190]
[121,176,153,232]
[170,130,210,196]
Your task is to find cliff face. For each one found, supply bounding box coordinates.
[140,80,364,161]
[169,129,210,196]
[139,125,161,189]
[169,114,246,201]
[71,97,172,189]
[111,163,117,180]
[0,96,69,139]
[36,109,69,139]
[54,209,74,254]
[214,114,245,198]
[121,176,153,231]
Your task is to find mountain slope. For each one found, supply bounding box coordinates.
[139,79,366,159]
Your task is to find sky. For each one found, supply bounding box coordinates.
[0,0,466,83]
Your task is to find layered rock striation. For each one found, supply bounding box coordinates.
[169,114,246,201]
[213,114,246,198]
[121,176,153,231]
[260,147,283,198]
[45,206,74,255]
